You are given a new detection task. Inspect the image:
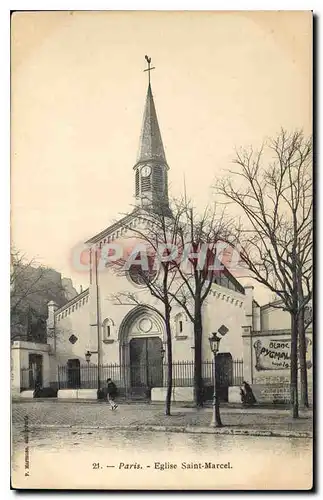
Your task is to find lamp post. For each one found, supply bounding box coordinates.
[209,325,228,428]
[85,350,99,389]
[85,350,91,389]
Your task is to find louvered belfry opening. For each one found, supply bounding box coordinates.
[135,169,139,196]
[141,176,151,192]
[153,164,164,193]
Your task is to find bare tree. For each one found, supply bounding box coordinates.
[106,200,186,415]
[164,204,235,407]
[107,198,235,409]
[298,295,312,408]
[217,129,313,418]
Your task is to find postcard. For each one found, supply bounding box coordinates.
[11,10,313,490]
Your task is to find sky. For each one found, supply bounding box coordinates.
[11,11,312,304]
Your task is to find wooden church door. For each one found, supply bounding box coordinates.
[129,337,163,390]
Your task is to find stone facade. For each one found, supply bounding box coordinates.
[44,225,247,391]
[11,77,312,406]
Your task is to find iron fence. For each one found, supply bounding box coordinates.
[20,359,244,392]
[57,359,243,390]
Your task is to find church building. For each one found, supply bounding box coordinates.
[13,63,310,405]
[45,69,248,401]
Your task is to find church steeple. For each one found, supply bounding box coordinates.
[137,83,167,164]
[134,57,170,215]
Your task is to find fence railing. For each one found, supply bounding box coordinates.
[21,359,244,392]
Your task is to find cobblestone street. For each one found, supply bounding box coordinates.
[12,400,313,436]
[11,400,313,490]
[11,403,313,490]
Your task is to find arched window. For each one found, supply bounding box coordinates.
[174,313,188,338]
[102,318,114,342]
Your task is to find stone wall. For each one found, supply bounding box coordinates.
[11,340,51,393]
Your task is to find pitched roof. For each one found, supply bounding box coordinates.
[85,209,141,244]
[55,287,89,314]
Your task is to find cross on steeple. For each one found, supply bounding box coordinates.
[144,55,155,85]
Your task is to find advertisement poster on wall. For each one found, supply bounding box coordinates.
[253,337,313,371]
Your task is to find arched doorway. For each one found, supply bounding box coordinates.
[119,306,165,398]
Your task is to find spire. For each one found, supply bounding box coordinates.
[137,83,167,164]
[134,57,171,216]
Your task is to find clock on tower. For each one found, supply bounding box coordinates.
[141,165,151,178]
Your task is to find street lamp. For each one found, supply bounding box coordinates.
[209,325,229,428]
[85,350,99,390]
[85,351,91,389]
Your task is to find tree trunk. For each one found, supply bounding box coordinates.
[165,309,172,416]
[298,310,309,408]
[297,273,309,409]
[290,313,299,418]
[193,309,203,408]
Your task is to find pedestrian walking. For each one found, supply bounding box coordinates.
[106,378,118,410]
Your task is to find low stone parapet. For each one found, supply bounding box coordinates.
[151,387,194,402]
[77,389,98,400]
[20,390,35,398]
[228,386,242,404]
[57,389,98,400]
[174,387,194,402]
[57,389,78,399]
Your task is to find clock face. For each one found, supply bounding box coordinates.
[141,166,151,178]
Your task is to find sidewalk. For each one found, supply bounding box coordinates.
[12,400,313,438]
